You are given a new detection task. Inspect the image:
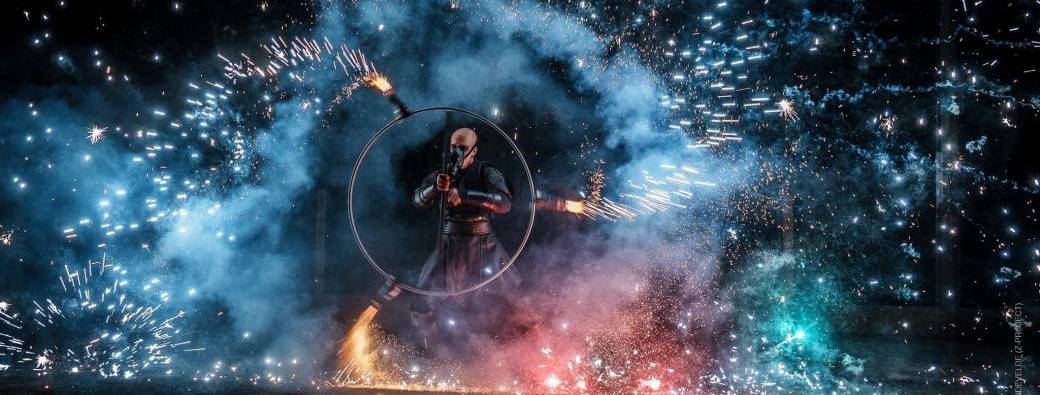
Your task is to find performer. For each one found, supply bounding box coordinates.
[410,127,513,346]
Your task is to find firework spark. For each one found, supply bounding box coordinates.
[777,99,799,122]
[879,113,897,131]
[1,255,188,379]
[0,228,12,246]
[86,125,107,144]
[220,36,394,99]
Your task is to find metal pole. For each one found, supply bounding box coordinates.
[437,116,451,293]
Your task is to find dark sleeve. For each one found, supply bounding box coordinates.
[412,171,439,209]
[460,165,512,214]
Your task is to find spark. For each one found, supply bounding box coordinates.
[35,354,50,370]
[879,113,897,131]
[86,125,107,144]
[544,374,562,389]
[0,229,12,246]
[777,99,799,122]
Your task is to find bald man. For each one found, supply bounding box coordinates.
[410,128,513,345]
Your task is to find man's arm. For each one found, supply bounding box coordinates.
[412,171,439,209]
[460,165,512,214]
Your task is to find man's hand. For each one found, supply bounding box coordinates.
[446,188,462,207]
[435,173,452,192]
[435,174,461,206]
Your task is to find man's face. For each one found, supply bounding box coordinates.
[450,129,478,169]
[450,142,477,170]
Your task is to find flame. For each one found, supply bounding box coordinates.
[335,304,383,383]
[364,73,394,95]
[564,199,586,214]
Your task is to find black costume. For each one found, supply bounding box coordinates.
[411,160,512,302]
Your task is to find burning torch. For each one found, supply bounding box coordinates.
[535,190,587,215]
[363,72,411,116]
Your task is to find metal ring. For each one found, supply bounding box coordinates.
[348,107,537,296]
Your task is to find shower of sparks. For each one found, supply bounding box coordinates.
[86,125,107,144]
[332,306,477,392]
[1,255,188,379]
[220,35,393,98]
[334,305,382,383]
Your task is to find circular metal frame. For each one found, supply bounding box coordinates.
[348,106,536,296]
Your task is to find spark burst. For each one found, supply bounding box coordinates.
[86,125,107,144]
[777,99,799,122]
[879,113,897,131]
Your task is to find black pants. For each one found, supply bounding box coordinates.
[413,231,510,311]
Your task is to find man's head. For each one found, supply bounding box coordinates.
[450,127,478,169]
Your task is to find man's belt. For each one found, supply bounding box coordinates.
[443,219,493,235]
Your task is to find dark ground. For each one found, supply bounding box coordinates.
[0,334,1027,394]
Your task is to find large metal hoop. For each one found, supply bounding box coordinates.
[348,106,536,296]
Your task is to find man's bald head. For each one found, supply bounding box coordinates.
[450,128,477,147]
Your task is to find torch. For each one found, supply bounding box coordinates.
[363,72,411,116]
[535,190,587,215]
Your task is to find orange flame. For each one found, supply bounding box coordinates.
[564,200,586,214]
[364,73,394,95]
[335,305,384,383]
